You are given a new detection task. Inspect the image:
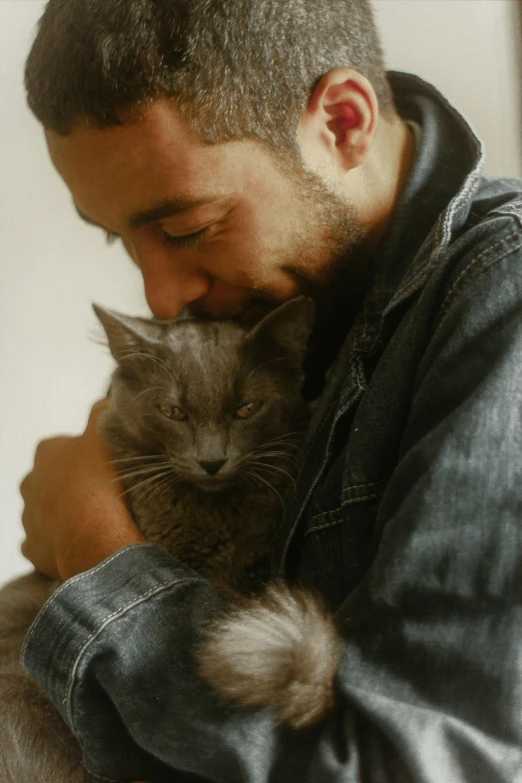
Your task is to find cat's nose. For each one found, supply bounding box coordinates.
[199,459,227,476]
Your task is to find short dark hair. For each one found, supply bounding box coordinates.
[25,0,393,154]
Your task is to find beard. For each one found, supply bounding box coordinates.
[189,152,375,328]
[277,153,373,301]
[276,157,377,399]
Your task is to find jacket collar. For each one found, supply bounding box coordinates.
[322,72,485,361]
[370,71,485,331]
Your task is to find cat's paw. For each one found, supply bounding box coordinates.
[199,582,340,728]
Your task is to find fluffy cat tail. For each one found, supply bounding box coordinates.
[199,582,341,729]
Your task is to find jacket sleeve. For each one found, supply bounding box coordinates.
[22,241,522,783]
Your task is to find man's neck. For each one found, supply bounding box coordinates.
[353,115,417,251]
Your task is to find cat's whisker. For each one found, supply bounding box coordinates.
[108,454,167,465]
[113,350,176,382]
[139,472,179,506]
[244,469,266,490]
[245,469,286,511]
[144,472,177,498]
[256,441,302,454]
[248,460,297,491]
[103,468,173,498]
[117,471,175,501]
[125,465,173,487]
[263,432,302,442]
[133,468,173,491]
[152,476,181,508]
[118,351,172,375]
[241,433,304,469]
[130,386,164,404]
[248,465,297,500]
[257,450,303,464]
[249,472,286,510]
[86,470,159,502]
[251,448,302,465]
[87,465,169,497]
[255,437,304,455]
[132,470,176,505]
[259,431,304,445]
[116,463,173,482]
[246,445,302,470]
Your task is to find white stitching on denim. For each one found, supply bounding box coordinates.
[305,489,384,537]
[21,545,152,659]
[305,518,345,536]
[383,73,484,316]
[437,129,484,249]
[64,576,198,729]
[437,230,522,325]
[309,506,344,524]
[354,355,366,391]
[342,480,385,494]
[342,491,383,506]
[307,481,386,531]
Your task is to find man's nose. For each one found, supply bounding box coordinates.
[133,243,212,319]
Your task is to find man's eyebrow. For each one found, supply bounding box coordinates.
[128,199,213,230]
[74,198,214,232]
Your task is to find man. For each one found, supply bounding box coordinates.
[19,0,522,781]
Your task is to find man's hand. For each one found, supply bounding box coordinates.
[20,399,146,581]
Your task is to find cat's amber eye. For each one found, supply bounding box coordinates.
[158,404,187,422]
[235,401,262,419]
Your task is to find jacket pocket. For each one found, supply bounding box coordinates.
[298,480,387,610]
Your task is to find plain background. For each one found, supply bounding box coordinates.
[1,0,521,586]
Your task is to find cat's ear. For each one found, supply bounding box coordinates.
[93,304,164,362]
[244,297,315,358]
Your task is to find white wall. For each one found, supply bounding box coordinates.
[1,0,521,586]
[0,1,148,585]
[375,0,522,179]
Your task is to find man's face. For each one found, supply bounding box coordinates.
[46,100,365,321]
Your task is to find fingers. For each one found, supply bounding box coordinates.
[17,397,120,581]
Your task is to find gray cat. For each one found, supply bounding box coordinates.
[0,297,339,783]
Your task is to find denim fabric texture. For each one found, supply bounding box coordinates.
[22,73,522,783]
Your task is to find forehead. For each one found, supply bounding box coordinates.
[166,321,246,409]
[45,101,267,224]
[168,320,244,360]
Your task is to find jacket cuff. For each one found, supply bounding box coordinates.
[21,543,202,727]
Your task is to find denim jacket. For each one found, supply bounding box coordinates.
[23,73,522,783]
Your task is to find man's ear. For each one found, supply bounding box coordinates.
[297,68,379,173]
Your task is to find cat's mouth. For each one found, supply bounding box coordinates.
[192,474,237,492]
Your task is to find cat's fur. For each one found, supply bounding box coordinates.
[0,297,339,782]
